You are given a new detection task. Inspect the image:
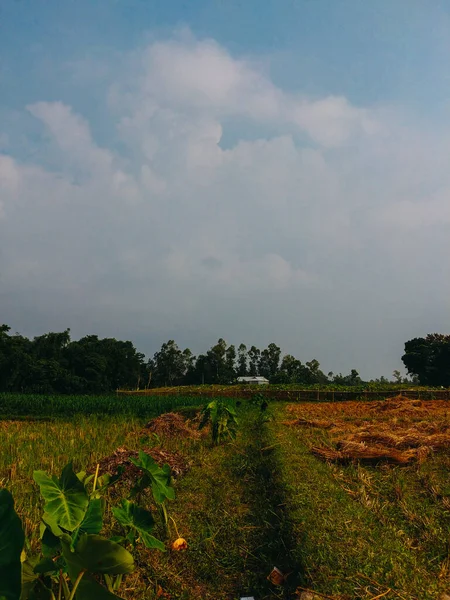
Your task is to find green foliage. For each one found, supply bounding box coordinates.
[0,489,24,600]
[130,451,175,505]
[0,456,169,600]
[402,334,450,386]
[61,533,134,575]
[112,500,166,551]
[199,400,238,444]
[33,462,89,531]
[0,325,146,394]
[0,393,200,419]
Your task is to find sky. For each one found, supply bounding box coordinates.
[1,0,450,379]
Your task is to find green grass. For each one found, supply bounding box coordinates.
[3,398,450,599]
[0,392,200,418]
[269,404,450,599]
[0,402,302,599]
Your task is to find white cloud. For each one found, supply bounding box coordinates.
[1,33,450,376]
[116,35,381,149]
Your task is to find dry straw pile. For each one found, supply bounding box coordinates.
[285,396,450,465]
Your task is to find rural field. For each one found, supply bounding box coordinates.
[2,393,450,599]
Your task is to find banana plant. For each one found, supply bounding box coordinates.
[199,399,239,444]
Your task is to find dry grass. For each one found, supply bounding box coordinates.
[96,445,191,484]
[141,412,204,439]
[285,396,450,464]
[311,442,416,465]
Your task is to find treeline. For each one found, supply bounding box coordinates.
[0,325,145,394]
[0,324,414,394]
[148,339,372,388]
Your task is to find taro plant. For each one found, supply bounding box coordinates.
[130,450,176,531]
[0,453,172,600]
[199,399,238,444]
[0,489,24,600]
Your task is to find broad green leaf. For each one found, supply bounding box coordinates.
[79,498,104,534]
[0,489,24,600]
[41,513,63,537]
[71,498,104,549]
[62,534,134,575]
[33,463,89,531]
[21,555,53,599]
[40,523,61,558]
[56,543,123,600]
[112,500,165,552]
[130,451,175,504]
[32,558,55,575]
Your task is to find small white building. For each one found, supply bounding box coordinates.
[237,376,269,385]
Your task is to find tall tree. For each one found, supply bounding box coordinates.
[248,346,260,376]
[237,343,248,376]
[153,340,187,387]
[259,343,281,380]
[402,334,450,386]
[206,339,228,383]
[225,344,237,382]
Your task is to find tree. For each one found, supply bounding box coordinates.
[272,354,303,384]
[237,344,248,376]
[392,370,402,384]
[258,343,281,381]
[332,369,363,387]
[305,359,329,385]
[206,339,228,384]
[402,334,450,386]
[225,344,237,382]
[248,346,260,376]
[152,340,188,387]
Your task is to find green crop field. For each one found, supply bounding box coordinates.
[0,392,200,419]
[2,393,450,599]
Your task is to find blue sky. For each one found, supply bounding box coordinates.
[3,0,450,111]
[1,0,450,377]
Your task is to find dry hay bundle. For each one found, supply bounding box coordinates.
[371,396,423,414]
[343,425,450,452]
[422,433,450,451]
[312,441,415,465]
[96,445,190,485]
[142,412,201,439]
[414,421,450,434]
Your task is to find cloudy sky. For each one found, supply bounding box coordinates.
[1,0,450,378]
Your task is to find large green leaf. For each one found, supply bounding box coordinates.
[71,498,104,550]
[33,463,89,531]
[62,533,134,576]
[0,489,25,600]
[39,522,61,558]
[58,541,124,600]
[79,499,103,535]
[112,500,165,551]
[41,513,63,538]
[130,451,175,504]
[21,555,54,600]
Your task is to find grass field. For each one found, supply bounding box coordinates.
[0,392,200,418]
[2,394,450,599]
